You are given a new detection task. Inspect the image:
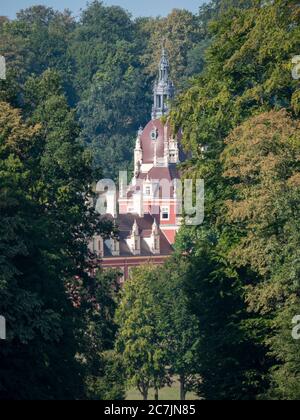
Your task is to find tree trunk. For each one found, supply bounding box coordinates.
[154,387,159,401]
[142,386,148,401]
[139,383,148,400]
[179,374,186,401]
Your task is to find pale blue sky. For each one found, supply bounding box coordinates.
[1,0,205,19]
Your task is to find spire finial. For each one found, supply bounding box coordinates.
[151,45,175,120]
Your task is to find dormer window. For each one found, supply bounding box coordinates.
[111,238,120,256]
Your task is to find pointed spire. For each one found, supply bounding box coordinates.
[134,128,143,173]
[152,218,159,234]
[151,218,160,254]
[132,219,139,236]
[152,47,175,120]
[131,219,141,255]
[159,46,169,81]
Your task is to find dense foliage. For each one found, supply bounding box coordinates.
[116,260,200,401]
[171,0,300,400]
[0,0,299,401]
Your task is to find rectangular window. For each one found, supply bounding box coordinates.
[145,186,151,196]
[157,95,161,108]
[161,206,170,220]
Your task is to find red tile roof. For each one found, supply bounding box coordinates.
[140,119,166,164]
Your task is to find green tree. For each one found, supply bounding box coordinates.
[0,101,83,399]
[170,0,300,400]
[0,69,115,399]
[138,9,202,87]
[71,269,125,400]
[157,257,201,400]
[77,47,150,179]
[222,110,300,399]
[115,265,168,400]
[0,6,76,105]
[71,1,151,180]
[174,227,270,400]
[115,260,201,401]
[69,0,137,95]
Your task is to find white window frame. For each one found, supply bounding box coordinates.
[145,185,151,196]
[161,206,170,221]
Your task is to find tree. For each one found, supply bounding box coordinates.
[0,69,115,399]
[138,9,202,87]
[0,101,83,399]
[77,47,150,179]
[0,6,76,105]
[157,257,201,400]
[70,269,125,400]
[170,0,300,400]
[71,1,151,180]
[69,0,136,95]
[115,260,202,401]
[222,110,300,399]
[115,265,168,400]
[174,227,270,400]
[173,0,300,158]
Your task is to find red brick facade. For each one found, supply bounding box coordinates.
[90,49,183,279]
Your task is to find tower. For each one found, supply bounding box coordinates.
[95,46,183,280]
[152,48,175,120]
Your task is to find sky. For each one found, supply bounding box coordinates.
[0,0,204,19]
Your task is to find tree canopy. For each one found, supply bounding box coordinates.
[0,0,299,401]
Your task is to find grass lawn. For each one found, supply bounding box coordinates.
[126,378,198,401]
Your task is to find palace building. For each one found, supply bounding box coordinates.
[90,49,184,280]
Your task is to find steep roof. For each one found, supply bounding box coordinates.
[101,213,173,258]
[140,119,166,164]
